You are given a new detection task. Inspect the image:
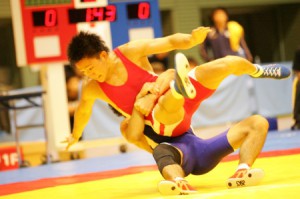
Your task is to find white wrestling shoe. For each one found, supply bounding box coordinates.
[227,168,264,188]
[158,178,197,195]
[171,53,196,99]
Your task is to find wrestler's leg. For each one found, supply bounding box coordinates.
[153,91,184,125]
[194,56,256,90]
[226,114,269,188]
[161,164,185,180]
[227,114,269,166]
[153,56,253,124]
[152,54,289,126]
[154,54,291,125]
[153,144,185,180]
[151,53,195,125]
[153,143,197,195]
[151,54,189,125]
[194,55,290,90]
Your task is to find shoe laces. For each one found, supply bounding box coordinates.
[263,65,281,77]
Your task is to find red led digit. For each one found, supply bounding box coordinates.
[86,8,94,22]
[105,5,116,22]
[138,2,150,19]
[45,9,56,27]
[93,7,104,21]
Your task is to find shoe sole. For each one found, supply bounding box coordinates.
[158,180,198,195]
[174,53,196,99]
[158,180,181,195]
[227,168,264,188]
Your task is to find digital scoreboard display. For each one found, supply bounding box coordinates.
[127,2,150,19]
[30,3,150,27]
[11,0,161,66]
[31,3,151,27]
[32,10,58,27]
[68,5,117,23]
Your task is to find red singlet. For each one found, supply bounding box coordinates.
[98,48,215,137]
[98,48,157,116]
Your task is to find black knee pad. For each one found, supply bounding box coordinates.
[153,143,181,174]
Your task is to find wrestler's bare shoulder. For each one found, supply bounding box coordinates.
[117,43,153,72]
[81,79,106,100]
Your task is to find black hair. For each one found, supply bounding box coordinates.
[209,7,229,25]
[67,31,109,67]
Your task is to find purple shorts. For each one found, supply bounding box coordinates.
[164,129,234,176]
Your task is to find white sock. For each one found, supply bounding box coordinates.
[237,163,250,171]
[170,81,183,99]
[250,64,263,77]
[174,177,185,181]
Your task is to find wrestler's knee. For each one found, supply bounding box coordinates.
[235,115,268,140]
[247,115,269,133]
[227,115,268,149]
[153,144,181,174]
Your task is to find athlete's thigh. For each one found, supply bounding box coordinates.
[192,57,233,90]
[165,131,197,176]
[192,130,234,175]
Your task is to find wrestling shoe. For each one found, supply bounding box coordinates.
[251,64,291,79]
[171,53,196,99]
[227,168,264,188]
[158,178,197,195]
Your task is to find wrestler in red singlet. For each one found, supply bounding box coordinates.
[98,48,215,137]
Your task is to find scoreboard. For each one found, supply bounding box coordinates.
[11,0,162,66]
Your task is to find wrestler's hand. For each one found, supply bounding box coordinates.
[61,134,79,150]
[136,82,160,100]
[191,27,211,45]
[134,93,157,116]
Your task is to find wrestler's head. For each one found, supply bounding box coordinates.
[68,31,110,82]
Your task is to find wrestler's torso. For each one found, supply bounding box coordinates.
[96,48,157,117]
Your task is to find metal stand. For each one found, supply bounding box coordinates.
[0,91,50,167]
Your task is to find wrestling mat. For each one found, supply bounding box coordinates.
[1,152,299,199]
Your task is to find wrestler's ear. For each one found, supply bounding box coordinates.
[99,51,108,60]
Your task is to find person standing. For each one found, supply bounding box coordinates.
[200,7,253,62]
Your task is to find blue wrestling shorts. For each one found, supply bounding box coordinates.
[144,125,234,176]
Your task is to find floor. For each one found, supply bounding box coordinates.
[0,126,300,198]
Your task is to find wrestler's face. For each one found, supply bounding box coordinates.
[75,51,109,82]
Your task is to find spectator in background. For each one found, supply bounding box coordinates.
[292,47,300,130]
[200,7,253,62]
[149,52,169,74]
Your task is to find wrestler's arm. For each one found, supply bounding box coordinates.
[134,69,175,116]
[120,108,153,153]
[137,69,175,98]
[63,80,99,149]
[121,26,211,56]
